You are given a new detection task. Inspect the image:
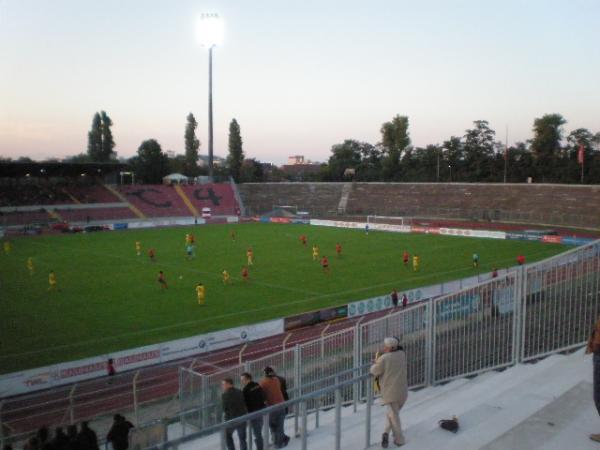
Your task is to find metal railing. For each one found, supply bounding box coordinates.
[150,365,375,450]
[168,239,600,449]
[4,239,599,449]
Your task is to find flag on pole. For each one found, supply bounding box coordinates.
[578,144,585,165]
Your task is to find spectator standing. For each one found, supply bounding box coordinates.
[106,414,134,450]
[221,378,248,450]
[66,425,80,450]
[370,337,408,448]
[402,294,408,309]
[78,422,99,450]
[491,267,498,278]
[587,317,600,442]
[241,373,266,450]
[391,289,399,308]
[259,367,289,448]
[517,254,525,265]
[51,427,69,450]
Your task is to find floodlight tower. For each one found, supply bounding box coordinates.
[196,13,224,179]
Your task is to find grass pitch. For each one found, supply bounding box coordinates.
[0,223,567,373]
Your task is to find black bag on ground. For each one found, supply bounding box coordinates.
[439,417,459,433]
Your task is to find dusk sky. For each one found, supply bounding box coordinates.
[1,0,599,164]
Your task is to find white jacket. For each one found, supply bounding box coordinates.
[370,349,408,405]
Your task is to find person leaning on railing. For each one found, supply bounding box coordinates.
[221,378,248,450]
[586,318,600,443]
[370,337,408,448]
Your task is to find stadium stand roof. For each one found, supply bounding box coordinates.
[0,161,129,178]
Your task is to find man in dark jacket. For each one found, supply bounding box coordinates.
[106,414,134,450]
[221,378,248,450]
[241,372,266,450]
[78,421,99,450]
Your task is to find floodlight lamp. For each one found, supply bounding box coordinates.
[196,13,224,47]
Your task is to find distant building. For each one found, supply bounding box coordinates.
[288,155,306,165]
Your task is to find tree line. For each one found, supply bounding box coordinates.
[319,114,600,184]
[8,111,594,185]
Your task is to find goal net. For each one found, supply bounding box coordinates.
[367,215,413,226]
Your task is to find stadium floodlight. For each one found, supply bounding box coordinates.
[195,13,224,47]
[196,13,224,180]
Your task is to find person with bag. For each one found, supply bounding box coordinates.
[370,337,408,448]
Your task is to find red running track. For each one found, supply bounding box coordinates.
[0,310,391,438]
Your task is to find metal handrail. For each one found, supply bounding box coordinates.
[147,369,375,450]
[166,363,371,426]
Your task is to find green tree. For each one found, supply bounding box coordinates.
[226,119,244,182]
[442,136,464,181]
[100,111,116,161]
[530,113,566,182]
[184,113,201,177]
[240,158,265,182]
[381,115,410,180]
[130,139,170,183]
[87,112,103,161]
[327,140,365,180]
[463,120,496,181]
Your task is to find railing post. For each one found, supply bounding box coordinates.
[220,427,227,450]
[133,371,140,425]
[301,401,308,450]
[293,344,301,436]
[68,384,77,425]
[425,299,435,386]
[515,265,526,364]
[335,386,342,450]
[247,420,253,450]
[263,412,270,449]
[315,397,320,428]
[353,324,361,412]
[365,376,373,449]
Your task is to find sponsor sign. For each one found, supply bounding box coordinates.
[561,236,595,246]
[436,293,480,322]
[0,319,283,397]
[542,235,562,244]
[113,223,129,230]
[284,305,348,331]
[492,284,515,314]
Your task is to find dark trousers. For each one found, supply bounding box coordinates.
[268,410,287,448]
[226,424,247,450]
[249,418,264,450]
[594,353,600,416]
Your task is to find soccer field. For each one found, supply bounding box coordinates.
[0,223,567,374]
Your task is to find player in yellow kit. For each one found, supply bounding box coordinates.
[135,241,142,256]
[27,257,35,275]
[196,283,206,305]
[312,245,320,261]
[246,247,254,266]
[48,270,58,292]
[412,254,420,272]
[222,270,231,285]
[3,241,11,255]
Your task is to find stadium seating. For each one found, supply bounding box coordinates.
[56,207,137,223]
[0,209,52,226]
[238,182,600,228]
[179,184,238,215]
[66,184,121,204]
[238,182,345,216]
[116,185,192,217]
[344,183,600,228]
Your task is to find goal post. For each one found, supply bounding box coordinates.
[367,215,412,226]
[272,205,298,215]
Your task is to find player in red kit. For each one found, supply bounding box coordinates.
[321,255,330,274]
[300,235,307,246]
[517,255,526,265]
[241,266,249,282]
[158,270,167,289]
[403,251,409,266]
[335,243,342,257]
[148,248,156,262]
